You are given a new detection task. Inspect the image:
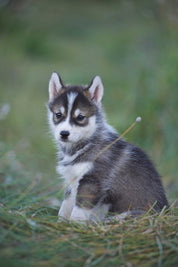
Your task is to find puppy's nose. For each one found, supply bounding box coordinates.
[60,130,70,139]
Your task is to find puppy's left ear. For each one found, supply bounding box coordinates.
[48,72,64,101]
[88,76,104,103]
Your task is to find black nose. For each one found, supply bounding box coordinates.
[60,130,70,139]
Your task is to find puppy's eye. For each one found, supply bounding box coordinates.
[55,112,62,119]
[76,114,85,121]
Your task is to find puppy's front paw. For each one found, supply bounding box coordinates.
[57,216,68,223]
[70,206,90,222]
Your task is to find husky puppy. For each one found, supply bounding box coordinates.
[48,72,168,222]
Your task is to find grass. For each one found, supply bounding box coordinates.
[0,201,177,266]
[0,0,178,266]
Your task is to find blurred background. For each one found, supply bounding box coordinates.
[0,0,177,204]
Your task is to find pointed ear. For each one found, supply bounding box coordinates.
[48,72,64,101]
[88,76,104,103]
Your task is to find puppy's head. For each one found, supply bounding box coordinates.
[48,72,104,144]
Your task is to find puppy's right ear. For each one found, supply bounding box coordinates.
[88,76,104,104]
[48,72,63,101]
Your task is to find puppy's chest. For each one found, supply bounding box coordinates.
[57,155,93,185]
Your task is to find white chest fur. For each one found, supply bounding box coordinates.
[57,160,93,186]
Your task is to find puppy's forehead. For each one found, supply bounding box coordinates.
[49,87,92,112]
[49,92,67,112]
[74,91,92,107]
[73,92,96,116]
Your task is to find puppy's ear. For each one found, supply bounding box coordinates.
[48,72,64,101]
[88,76,104,103]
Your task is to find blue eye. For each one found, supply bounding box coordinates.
[77,114,85,121]
[55,112,62,119]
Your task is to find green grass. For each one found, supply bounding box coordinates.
[0,202,177,267]
[0,0,178,266]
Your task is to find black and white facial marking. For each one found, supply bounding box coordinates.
[48,72,104,144]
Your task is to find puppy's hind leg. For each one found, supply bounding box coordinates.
[104,210,144,223]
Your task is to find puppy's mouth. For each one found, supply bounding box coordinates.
[60,136,69,142]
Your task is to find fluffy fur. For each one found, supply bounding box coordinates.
[47,72,168,222]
